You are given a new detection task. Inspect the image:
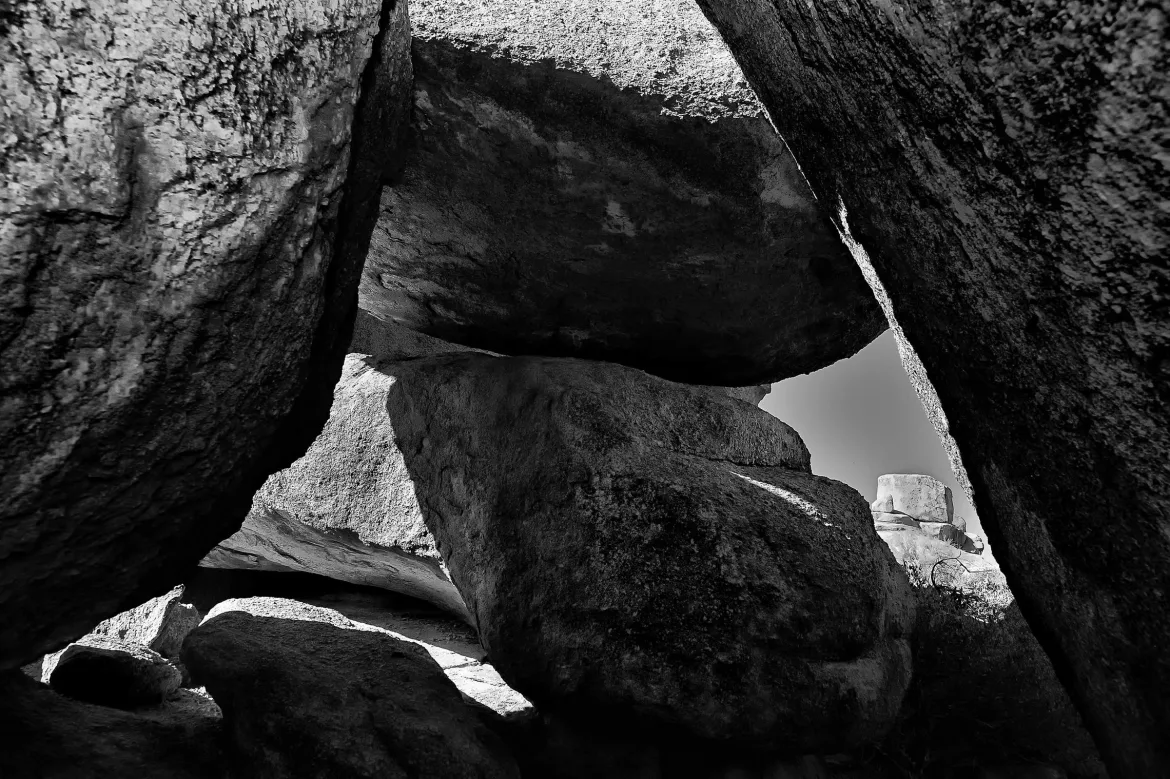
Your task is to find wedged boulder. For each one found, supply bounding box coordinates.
[876,475,954,525]
[183,600,520,779]
[45,636,181,708]
[691,0,1168,773]
[384,352,914,751]
[0,0,413,669]
[361,0,885,386]
[0,671,225,778]
[204,316,769,621]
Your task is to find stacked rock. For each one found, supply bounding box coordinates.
[870,474,984,555]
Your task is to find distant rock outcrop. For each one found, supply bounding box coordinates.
[871,475,985,557]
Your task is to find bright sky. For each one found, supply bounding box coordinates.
[761,330,986,543]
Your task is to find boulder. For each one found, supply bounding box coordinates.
[183,600,520,779]
[205,317,772,620]
[691,0,1169,772]
[361,0,885,386]
[0,0,413,669]
[0,671,225,778]
[384,352,914,751]
[234,593,533,718]
[875,475,954,525]
[83,586,199,660]
[870,495,895,514]
[45,636,182,708]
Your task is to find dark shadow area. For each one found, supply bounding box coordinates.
[0,671,225,778]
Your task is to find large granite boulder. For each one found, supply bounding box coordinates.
[0,0,412,669]
[45,636,182,709]
[183,599,519,778]
[0,672,225,779]
[203,313,770,619]
[361,0,885,386]
[689,3,1168,772]
[384,353,914,752]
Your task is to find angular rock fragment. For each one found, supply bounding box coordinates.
[183,600,519,778]
[45,637,182,709]
[384,352,914,751]
[361,0,885,385]
[0,0,414,669]
[84,586,200,660]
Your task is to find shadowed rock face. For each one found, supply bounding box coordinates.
[384,352,914,752]
[0,0,412,669]
[360,0,885,386]
[0,671,225,778]
[691,0,1169,774]
[183,602,520,779]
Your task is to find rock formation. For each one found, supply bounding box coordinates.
[183,599,520,778]
[384,352,914,751]
[0,0,413,669]
[870,474,985,557]
[689,2,1168,771]
[203,312,771,619]
[0,672,225,779]
[45,637,182,708]
[361,0,886,385]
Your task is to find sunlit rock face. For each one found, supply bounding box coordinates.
[691,0,1170,774]
[0,0,412,669]
[383,351,915,752]
[360,0,886,386]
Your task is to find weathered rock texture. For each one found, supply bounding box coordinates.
[876,475,955,526]
[201,350,468,620]
[46,636,182,708]
[0,671,225,778]
[205,315,769,619]
[385,353,914,751]
[691,1,1169,773]
[0,0,412,669]
[86,585,200,659]
[871,474,983,556]
[361,0,885,385]
[183,600,519,778]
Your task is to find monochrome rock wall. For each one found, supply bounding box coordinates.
[691,0,1170,773]
[0,0,412,668]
